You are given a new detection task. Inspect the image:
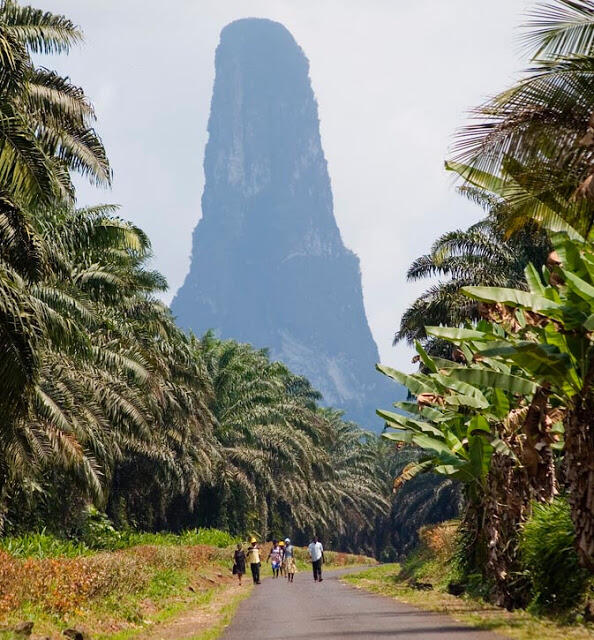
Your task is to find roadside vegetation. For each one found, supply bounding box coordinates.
[0,0,416,562]
[378,0,594,624]
[345,521,593,639]
[0,529,371,639]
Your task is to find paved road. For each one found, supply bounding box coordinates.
[221,567,507,640]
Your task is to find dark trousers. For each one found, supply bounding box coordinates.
[312,558,322,581]
[250,562,260,584]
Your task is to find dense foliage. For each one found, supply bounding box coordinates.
[382,0,594,613]
[520,498,590,612]
[0,0,408,556]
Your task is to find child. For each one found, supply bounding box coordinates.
[267,539,282,578]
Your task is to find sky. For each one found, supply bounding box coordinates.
[40,0,532,371]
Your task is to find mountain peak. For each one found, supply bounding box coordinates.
[171,20,404,428]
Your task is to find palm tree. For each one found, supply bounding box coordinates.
[1,203,216,532]
[0,0,110,437]
[452,0,594,237]
[396,192,549,349]
[0,0,109,206]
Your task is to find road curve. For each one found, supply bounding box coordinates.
[221,567,507,640]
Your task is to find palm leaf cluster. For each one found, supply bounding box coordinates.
[396,193,550,349]
[385,0,594,606]
[182,337,389,547]
[0,0,392,551]
[453,0,594,238]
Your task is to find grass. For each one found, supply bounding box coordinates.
[344,564,594,640]
[189,587,253,640]
[0,535,373,640]
[0,528,239,558]
[0,544,233,638]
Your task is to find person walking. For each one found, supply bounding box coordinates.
[232,543,246,586]
[308,535,324,582]
[278,540,286,577]
[267,539,282,578]
[284,537,297,583]
[245,537,261,585]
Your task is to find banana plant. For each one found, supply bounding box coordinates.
[378,329,561,602]
[451,228,594,570]
[377,342,525,500]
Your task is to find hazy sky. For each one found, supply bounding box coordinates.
[40,0,531,371]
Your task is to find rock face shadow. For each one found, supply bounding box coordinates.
[171,18,405,428]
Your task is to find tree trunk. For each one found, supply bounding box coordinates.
[482,452,532,609]
[467,395,559,610]
[566,391,594,571]
[258,493,269,541]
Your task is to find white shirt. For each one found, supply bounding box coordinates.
[308,541,324,562]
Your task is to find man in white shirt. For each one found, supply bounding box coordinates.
[307,535,325,582]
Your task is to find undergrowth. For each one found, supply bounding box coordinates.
[0,527,239,558]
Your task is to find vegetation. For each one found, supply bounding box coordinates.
[0,0,417,568]
[520,498,590,613]
[344,524,594,639]
[8,0,594,633]
[380,0,594,617]
[0,532,371,639]
[395,200,550,351]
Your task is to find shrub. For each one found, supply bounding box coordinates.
[121,528,238,549]
[180,528,238,548]
[0,526,239,559]
[520,498,590,612]
[81,506,123,550]
[418,521,458,562]
[0,544,223,616]
[380,545,398,563]
[0,530,90,558]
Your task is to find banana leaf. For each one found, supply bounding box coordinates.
[443,367,537,396]
[425,326,495,342]
[376,364,444,396]
[461,286,562,314]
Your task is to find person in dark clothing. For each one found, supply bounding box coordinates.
[233,543,246,586]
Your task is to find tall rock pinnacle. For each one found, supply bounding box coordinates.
[171,18,404,428]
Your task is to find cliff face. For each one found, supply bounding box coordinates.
[171,18,404,429]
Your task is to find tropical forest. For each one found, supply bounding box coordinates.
[0,1,593,639]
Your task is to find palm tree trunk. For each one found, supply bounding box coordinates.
[566,389,594,571]
[482,452,532,609]
[259,494,269,541]
[469,403,559,610]
[0,468,10,535]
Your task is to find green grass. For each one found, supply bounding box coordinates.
[0,528,239,558]
[344,564,594,640]
[93,586,221,640]
[189,587,253,640]
[146,568,190,599]
[0,531,91,557]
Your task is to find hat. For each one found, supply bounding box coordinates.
[250,536,257,543]
[279,540,285,546]
[284,538,290,544]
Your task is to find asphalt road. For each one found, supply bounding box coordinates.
[221,567,507,640]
